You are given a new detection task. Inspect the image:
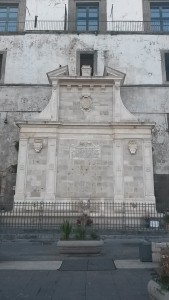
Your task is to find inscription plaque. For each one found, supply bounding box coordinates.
[70,143,100,160]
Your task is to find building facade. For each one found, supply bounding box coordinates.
[0,0,169,206]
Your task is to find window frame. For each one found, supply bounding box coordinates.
[0,0,26,32]
[76,3,99,32]
[68,0,107,33]
[161,50,169,83]
[76,50,97,76]
[143,1,169,20]
[0,51,7,83]
[150,2,169,31]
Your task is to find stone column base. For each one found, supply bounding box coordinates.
[14,194,25,202]
[44,193,56,202]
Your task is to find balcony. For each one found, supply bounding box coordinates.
[0,20,169,33]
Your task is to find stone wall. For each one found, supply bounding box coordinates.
[59,85,113,123]
[26,138,48,199]
[123,140,144,199]
[0,84,169,204]
[56,137,114,200]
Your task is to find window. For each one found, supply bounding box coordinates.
[76,3,99,31]
[80,53,94,75]
[165,52,169,81]
[76,50,97,76]
[143,1,169,32]
[0,51,7,83]
[0,5,18,32]
[150,3,169,31]
[68,0,107,32]
[161,51,169,82]
[0,0,26,32]
[0,54,2,79]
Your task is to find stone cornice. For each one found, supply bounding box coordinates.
[16,121,155,130]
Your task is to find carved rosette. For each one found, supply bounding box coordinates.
[80,95,92,111]
[128,140,137,155]
[33,139,43,153]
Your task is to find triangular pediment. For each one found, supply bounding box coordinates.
[104,66,125,84]
[47,65,69,84]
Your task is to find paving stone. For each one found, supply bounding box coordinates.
[114,259,158,269]
[0,261,62,270]
[60,258,116,271]
[60,259,88,271]
[88,258,116,270]
[0,238,165,300]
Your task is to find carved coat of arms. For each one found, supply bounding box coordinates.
[80,95,92,111]
[128,140,137,155]
[33,139,43,153]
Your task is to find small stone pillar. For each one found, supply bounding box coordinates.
[81,65,92,76]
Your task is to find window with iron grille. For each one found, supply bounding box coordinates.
[0,5,18,32]
[76,3,99,32]
[150,2,169,31]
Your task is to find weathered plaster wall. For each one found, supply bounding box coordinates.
[26,0,68,21]
[121,86,169,175]
[0,34,168,85]
[0,86,50,173]
[25,0,144,22]
[107,0,143,22]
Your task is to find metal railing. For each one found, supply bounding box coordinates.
[0,202,168,232]
[0,20,169,33]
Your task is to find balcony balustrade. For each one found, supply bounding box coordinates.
[0,20,169,33]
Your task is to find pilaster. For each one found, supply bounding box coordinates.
[143,141,156,203]
[113,139,124,202]
[45,138,57,201]
[14,138,28,202]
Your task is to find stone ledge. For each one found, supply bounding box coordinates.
[57,240,103,254]
[152,242,169,252]
[152,242,169,262]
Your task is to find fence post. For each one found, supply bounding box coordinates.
[64,4,67,31]
[34,16,38,29]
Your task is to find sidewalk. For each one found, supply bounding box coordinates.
[0,237,165,300]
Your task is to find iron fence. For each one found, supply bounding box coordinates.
[0,202,168,232]
[0,20,169,33]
